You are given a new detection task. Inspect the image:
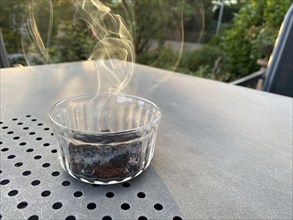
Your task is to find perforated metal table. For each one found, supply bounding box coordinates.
[1,61,292,220]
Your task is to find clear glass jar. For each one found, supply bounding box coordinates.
[49,93,161,185]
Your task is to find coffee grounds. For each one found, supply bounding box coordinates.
[68,139,142,181]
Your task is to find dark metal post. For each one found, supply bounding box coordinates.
[0,30,10,68]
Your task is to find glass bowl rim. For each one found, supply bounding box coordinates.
[48,93,162,135]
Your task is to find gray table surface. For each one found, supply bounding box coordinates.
[1,61,292,219]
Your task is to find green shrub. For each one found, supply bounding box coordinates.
[136,47,180,71]
[179,45,225,72]
[136,44,232,82]
[49,24,95,63]
[193,65,231,82]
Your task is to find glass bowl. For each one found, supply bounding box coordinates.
[49,93,161,185]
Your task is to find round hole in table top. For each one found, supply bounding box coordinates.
[137,192,146,198]
[1,148,9,152]
[73,191,83,198]
[52,202,62,209]
[31,180,41,186]
[22,171,32,176]
[154,203,163,211]
[87,203,96,210]
[122,182,130,187]
[17,201,28,209]
[42,163,51,168]
[65,216,76,220]
[0,179,10,185]
[41,191,51,197]
[7,154,16,159]
[106,192,115,198]
[62,181,71,186]
[28,215,39,220]
[34,155,42,160]
[51,171,60,176]
[121,203,130,210]
[102,216,112,220]
[8,190,18,196]
[14,162,23,167]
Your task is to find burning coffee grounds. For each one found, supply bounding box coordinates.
[67,131,145,181]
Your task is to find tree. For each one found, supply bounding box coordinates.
[129,0,185,54]
[220,0,292,78]
[184,0,214,42]
[0,0,27,53]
